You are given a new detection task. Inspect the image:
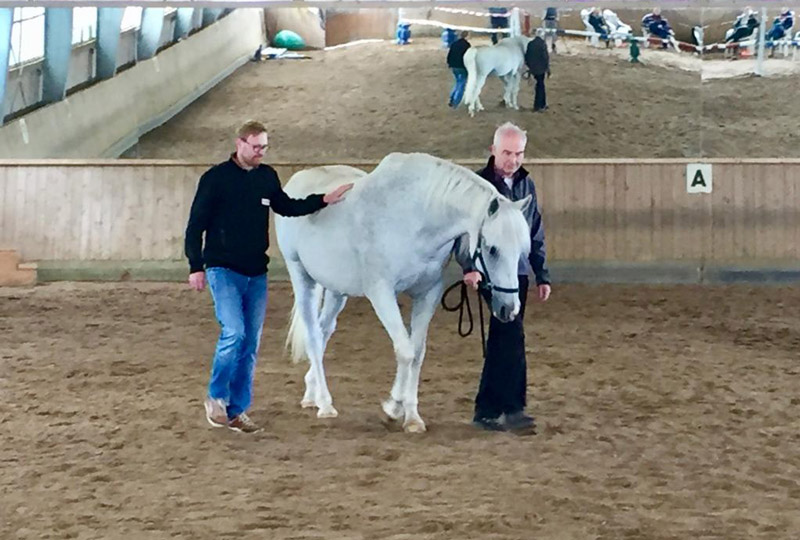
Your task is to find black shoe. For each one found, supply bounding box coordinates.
[504,411,536,431]
[473,416,507,432]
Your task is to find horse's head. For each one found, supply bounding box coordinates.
[473,196,532,323]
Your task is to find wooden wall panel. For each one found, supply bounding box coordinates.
[1,160,799,266]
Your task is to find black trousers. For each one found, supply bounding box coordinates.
[474,275,530,420]
[533,74,547,111]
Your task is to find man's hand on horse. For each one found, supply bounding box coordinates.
[324,183,354,205]
[189,271,206,291]
[537,284,551,302]
[463,271,482,290]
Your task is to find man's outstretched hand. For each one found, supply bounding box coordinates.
[324,183,354,204]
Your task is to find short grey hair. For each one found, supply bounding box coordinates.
[493,122,527,147]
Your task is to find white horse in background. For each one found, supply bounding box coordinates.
[463,35,531,117]
[275,153,532,433]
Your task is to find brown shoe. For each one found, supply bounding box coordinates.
[228,413,261,433]
[204,397,228,427]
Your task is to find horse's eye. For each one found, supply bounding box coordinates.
[489,246,498,257]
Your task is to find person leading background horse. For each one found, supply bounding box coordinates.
[525,29,551,113]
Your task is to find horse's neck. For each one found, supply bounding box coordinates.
[363,162,486,251]
[391,167,488,248]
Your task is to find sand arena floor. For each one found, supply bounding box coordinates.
[2,281,799,539]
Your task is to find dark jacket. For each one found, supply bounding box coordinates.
[185,156,327,276]
[525,36,550,76]
[447,38,471,69]
[455,156,551,285]
[588,13,608,34]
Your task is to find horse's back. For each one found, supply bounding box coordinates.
[284,165,367,198]
[475,37,527,76]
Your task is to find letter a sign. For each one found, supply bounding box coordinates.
[687,164,712,194]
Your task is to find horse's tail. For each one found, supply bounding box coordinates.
[463,47,478,105]
[285,283,323,364]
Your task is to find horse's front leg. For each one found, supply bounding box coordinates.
[365,283,421,432]
[402,280,444,433]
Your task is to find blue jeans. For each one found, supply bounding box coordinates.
[205,267,268,419]
[449,68,468,107]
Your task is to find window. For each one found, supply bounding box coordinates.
[121,6,143,31]
[8,7,45,67]
[72,7,97,45]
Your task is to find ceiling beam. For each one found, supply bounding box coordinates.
[0,1,784,9]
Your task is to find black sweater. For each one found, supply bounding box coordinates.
[185,157,327,276]
[447,38,471,69]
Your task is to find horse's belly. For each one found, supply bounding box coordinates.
[296,239,363,295]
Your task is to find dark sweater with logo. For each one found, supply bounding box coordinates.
[185,157,327,276]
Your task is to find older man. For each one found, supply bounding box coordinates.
[456,122,552,432]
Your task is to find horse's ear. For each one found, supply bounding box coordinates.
[488,198,500,217]
[514,194,533,214]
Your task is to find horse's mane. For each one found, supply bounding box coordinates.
[415,154,530,253]
[418,153,531,255]
[382,153,500,221]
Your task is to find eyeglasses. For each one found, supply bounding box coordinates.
[241,138,269,152]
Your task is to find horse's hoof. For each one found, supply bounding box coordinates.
[317,406,338,418]
[404,420,426,433]
[300,399,316,409]
[382,399,404,421]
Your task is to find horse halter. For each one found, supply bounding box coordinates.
[471,239,519,295]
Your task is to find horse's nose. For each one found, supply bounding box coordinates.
[499,305,508,321]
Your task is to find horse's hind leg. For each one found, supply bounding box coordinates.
[508,74,519,109]
[286,261,337,418]
[365,283,419,432]
[511,72,521,110]
[468,76,488,116]
[301,289,347,409]
[475,76,488,111]
[500,75,513,108]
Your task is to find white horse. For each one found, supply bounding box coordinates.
[463,35,531,117]
[275,153,532,433]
